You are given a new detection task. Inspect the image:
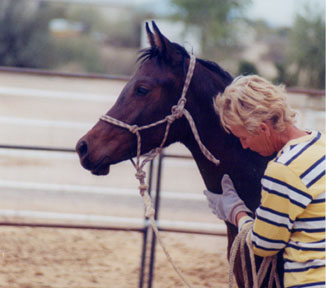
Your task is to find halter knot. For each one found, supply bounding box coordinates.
[135,170,146,181]
[165,114,176,124]
[177,98,186,107]
[139,183,149,195]
[129,125,139,134]
[171,104,184,119]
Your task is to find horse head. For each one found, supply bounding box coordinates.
[76,22,211,175]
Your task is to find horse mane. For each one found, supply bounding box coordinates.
[137,43,233,85]
[197,58,233,85]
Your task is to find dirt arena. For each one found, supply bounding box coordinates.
[0,226,229,288]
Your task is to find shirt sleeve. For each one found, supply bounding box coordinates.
[250,161,311,257]
[238,215,254,233]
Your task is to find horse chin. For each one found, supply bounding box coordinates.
[89,156,111,176]
[91,165,110,176]
[87,150,134,176]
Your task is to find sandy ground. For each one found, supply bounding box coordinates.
[0,226,229,288]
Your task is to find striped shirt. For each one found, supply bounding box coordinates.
[250,130,326,288]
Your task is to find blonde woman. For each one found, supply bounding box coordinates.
[204,75,325,288]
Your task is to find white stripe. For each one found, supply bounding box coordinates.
[262,178,311,206]
[277,145,291,159]
[0,86,118,103]
[314,191,326,201]
[293,219,325,230]
[256,206,292,230]
[302,285,326,288]
[288,240,326,250]
[277,142,309,164]
[250,232,286,250]
[285,259,326,270]
[301,159,326,187]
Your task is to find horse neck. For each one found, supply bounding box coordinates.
[180,75,234,193]
[179,67,268,211]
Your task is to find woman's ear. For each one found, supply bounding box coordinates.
[259,122,271,137]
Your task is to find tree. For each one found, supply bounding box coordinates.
[0,0,105,73]
[170,0,251,59]
[0,0,56,68]
[287,4,325,89]
[238,60,258,75]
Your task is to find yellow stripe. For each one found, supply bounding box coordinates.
[284,265,326,288]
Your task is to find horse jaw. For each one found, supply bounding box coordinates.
[89,158,111,176]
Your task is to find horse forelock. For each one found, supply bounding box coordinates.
[137,47,159,64]
[137,42,190,65]
[137,44,232,89]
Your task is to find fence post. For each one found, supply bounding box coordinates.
[139,159,154,288]
[147,152,164,288]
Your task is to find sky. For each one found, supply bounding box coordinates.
[115,0,325,27]
[246,0,325,27]
[44,0,325,27]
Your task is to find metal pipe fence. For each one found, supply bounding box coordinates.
[0,66,324,96]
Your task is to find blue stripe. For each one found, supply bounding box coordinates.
[263,175,312,201]
[292,227,325,233]
[311,198,325,204]
[243,219,253,226]
[262,185,307,209]
[307,170,325,188]
[252,230,287,245]
[300,155,325,179]
[296,216,325,222]
[288,282,326,288]
[286,243,325,251]
[251,241,280,252]
[256,214,291,231]
[284,132,321,165]
[259,205,294,223]
[285,264,325,273]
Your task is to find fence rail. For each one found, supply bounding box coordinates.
[0,65,324,97]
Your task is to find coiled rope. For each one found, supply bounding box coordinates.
[229,222,281,288]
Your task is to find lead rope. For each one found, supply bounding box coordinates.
[229,222,281,288]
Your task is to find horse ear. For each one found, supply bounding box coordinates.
[145,22,156,48]
[151,21,175,60]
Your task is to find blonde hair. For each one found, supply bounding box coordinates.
[214,75,296,134]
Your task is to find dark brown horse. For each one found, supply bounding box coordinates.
[76,22,282,287]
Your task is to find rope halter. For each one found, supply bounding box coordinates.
[100,54,220,174]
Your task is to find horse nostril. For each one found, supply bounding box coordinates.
[77,140,88,158]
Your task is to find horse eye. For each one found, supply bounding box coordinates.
[135,86,149,96]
